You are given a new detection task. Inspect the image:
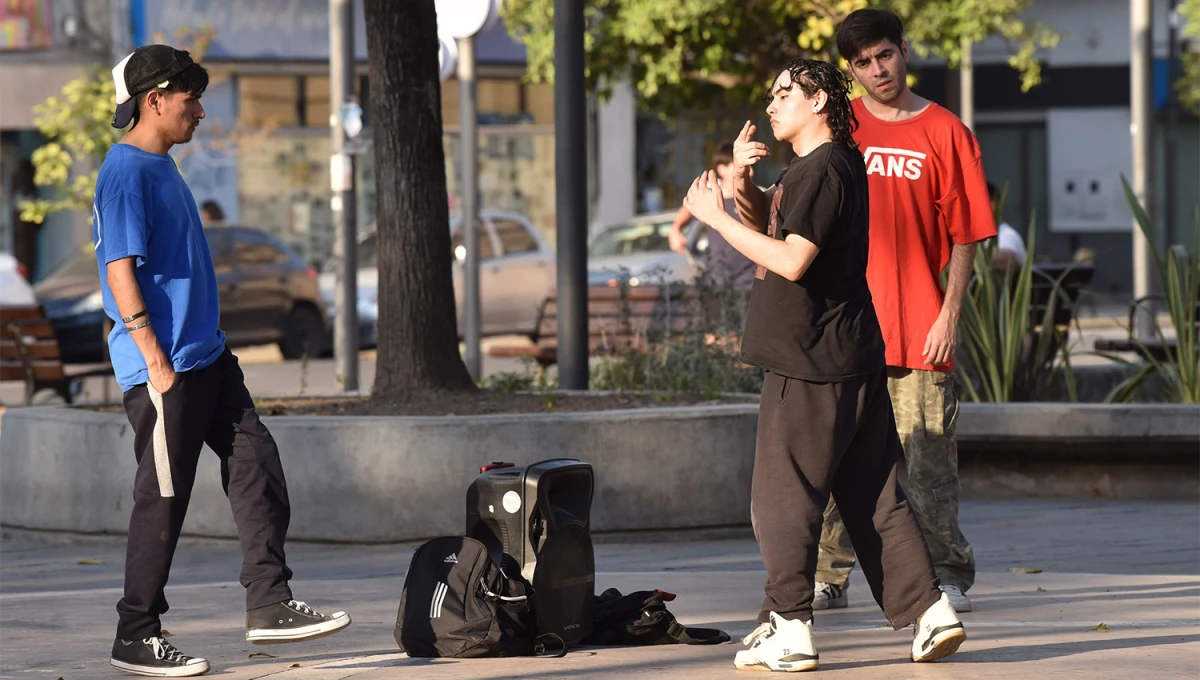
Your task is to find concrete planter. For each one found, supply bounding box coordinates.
[0,404,758,542]
[1,401,1196,541]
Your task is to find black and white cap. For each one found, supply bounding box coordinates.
[111,45,195,129]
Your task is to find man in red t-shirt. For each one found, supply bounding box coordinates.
[813,9,997,615]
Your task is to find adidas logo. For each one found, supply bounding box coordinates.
[444,553,458,564]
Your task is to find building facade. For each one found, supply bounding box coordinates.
[0,0,132,280]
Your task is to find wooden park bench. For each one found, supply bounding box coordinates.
[1028,261,1095,334]
[1093,294,1199,361]
[1,304,112,405]
[487,283,703,368]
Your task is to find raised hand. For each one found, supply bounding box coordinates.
[683,170,725,226]
[733,120,770,179]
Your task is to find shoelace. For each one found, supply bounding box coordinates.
[741,621,773,647]
[144,637,188,663]
[286,599,318,616]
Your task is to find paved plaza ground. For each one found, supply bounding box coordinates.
[1,498,1197,679]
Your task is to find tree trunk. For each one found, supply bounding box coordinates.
[364,0,475,397]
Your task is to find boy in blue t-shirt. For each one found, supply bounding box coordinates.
[96,45,350,677]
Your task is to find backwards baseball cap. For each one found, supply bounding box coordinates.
[111,45,195,129]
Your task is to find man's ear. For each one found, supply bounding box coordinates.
[901,40,911,63]
[813,89,829,113]
[144,89,162,116]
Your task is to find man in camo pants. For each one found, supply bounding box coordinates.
[813,9,997,614]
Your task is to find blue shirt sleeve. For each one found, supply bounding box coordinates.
[97,182,149,268]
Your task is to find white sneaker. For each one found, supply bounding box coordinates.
[911,592,966,662]
[939,585,972,612]
[813,582,847,610]
[734,612,819,672]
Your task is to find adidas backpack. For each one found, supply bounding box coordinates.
[395,536,558,658]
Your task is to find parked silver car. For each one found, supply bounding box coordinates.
[587,210,707,288]
[319,210,555,346]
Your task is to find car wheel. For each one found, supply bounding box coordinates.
[279,305,327,360]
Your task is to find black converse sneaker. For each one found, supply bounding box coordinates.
[110,636,210,677]
[245,599,351,644]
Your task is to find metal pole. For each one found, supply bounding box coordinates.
[458,36,481,380]
[1166,0,1181,248]
[1131,0,1155,341]
[554,0,589,390]
[330,0,359,390]
[960,37,974,132]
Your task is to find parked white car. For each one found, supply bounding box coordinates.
[319,210,555,346]
[0,252,36,306]
[587,211,706,288]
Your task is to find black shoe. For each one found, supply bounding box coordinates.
[110,636,210,677]
[245,599,351,644]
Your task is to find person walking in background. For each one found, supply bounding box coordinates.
[668,143,757,294]
[813,8,997,615]
[96,44,350,677]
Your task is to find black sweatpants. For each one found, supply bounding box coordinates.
[752,369,941,630]
[116,347,293,641]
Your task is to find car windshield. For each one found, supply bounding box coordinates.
[41,244,98,281]
[587,220,673,258]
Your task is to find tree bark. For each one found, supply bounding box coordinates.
[364,0,476,397]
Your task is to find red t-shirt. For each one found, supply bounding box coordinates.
[851,98,997,372]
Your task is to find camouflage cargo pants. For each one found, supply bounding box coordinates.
[815,367,975,592]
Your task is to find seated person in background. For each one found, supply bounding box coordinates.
[987,183,1027,273]
[200,199,226,226]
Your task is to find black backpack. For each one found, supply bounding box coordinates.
[395,536,562,658]
[582,588,731,647]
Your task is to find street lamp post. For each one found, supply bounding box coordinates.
[330,0,359,391]
[553,0,589,390]
[1131,0,1155,341]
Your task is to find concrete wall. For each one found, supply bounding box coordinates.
[0,405,758,542]
[1,403,1196,542]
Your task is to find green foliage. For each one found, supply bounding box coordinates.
[1179,0,1200,114]
[955,215,1081,403]
[19,67,125,224]
[501,0,1059,115]
[587,278,763,396]
[590,334,764,397]
[1104,176,1200,404]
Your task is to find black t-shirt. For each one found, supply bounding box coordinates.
[740,142,885,382]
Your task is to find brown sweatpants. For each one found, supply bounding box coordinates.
[751,369,941,630]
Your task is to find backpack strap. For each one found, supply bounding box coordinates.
[666,621,731,645]
[533,633,568,658]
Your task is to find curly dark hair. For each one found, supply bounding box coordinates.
[763,58,858,150]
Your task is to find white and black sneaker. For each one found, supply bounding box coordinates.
[110,636,210,677]
[733,612,819,672]
[911,592,966,662]
[812,582,848,610]
[246,599,351,644]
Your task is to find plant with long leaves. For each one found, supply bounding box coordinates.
[955,218,1082,403]
[1102,176,1200,404]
